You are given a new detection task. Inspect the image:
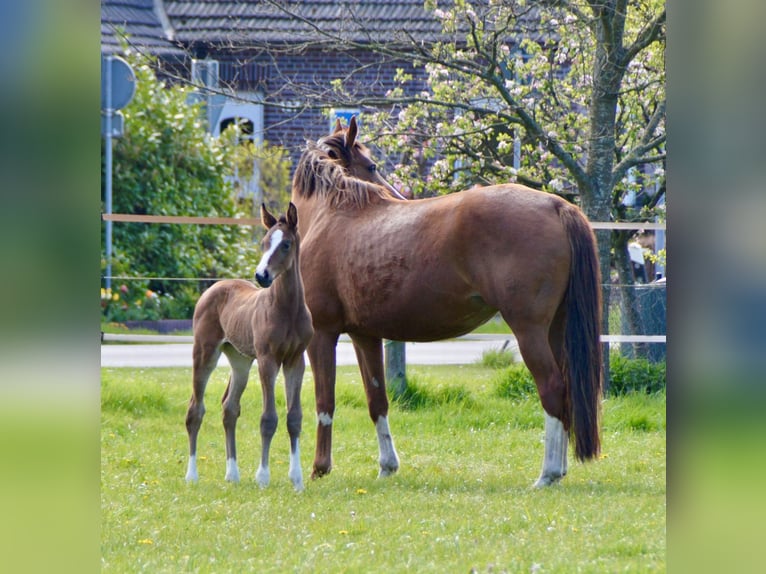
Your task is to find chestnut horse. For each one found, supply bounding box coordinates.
[293,117,603,487]
[185,203,313,491]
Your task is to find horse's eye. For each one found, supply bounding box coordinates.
[281,241,291,251]
[368,164,377,173]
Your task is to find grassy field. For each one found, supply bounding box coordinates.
[101,363,665,573]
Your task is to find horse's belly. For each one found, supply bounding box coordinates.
[345,292,497,342]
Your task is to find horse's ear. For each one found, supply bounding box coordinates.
[261,203,278,229]
[286,202,298,229]
[344,115,358,149]
[333,118,343,134]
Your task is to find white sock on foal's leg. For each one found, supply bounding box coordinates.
[225,458,240,483]
[534,413,568,488]
[255,463,270,488]
[288,442,304,492]
[186,455,199,483]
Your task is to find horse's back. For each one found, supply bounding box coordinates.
[299,183,575,340]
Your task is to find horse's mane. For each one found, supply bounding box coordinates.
[292,140,392,210]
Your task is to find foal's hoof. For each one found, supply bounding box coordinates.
[255,466,270,488]
[533,473,564,488]
[378,465,399,478]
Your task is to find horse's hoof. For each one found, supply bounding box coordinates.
[311,466,331,480]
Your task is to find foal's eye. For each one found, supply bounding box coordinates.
[281,241,291,251]
[368,164,377,173]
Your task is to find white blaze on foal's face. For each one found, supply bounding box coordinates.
[255,229,284,280]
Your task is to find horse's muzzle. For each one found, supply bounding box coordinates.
[255,271,272,288]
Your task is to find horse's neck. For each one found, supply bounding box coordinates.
[270,259,306,315]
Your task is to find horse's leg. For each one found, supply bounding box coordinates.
[185,338,222,483]
[282,353,306,491]
[512,324,569,488]
[254,354,279,488]
[349,334,400,477]
[547,308,569,478]
[307,330,339,479]
[220,347,253,483]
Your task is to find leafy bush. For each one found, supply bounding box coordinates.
[608,353,666,395]
[493,364,536,400]
[102,50,253,319]
[492,354,665,400]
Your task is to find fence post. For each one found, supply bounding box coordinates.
[384,340,407,398]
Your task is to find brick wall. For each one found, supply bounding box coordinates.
[209,47,429,169]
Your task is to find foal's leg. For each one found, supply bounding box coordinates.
[282,353,306,491]
[255,354,279,488]
[350,334,400,478]
[307,330,339,479]
[220,347,253,483]
[185,339,222,482]
[513,325,569,488]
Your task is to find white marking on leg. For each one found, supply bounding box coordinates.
[289,442,304,492]
[534,413,568,488]
[185,455,198,483]
[317,412,333,426]
[255,463,270,488]
[255,229,283,277]
[375,416,400,477]
[225,458,240,483]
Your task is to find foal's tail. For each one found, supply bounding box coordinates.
[559,205,603,461]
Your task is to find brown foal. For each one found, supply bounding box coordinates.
[185,203,313,490]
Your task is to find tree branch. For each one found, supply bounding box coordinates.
[622,8,666,67]
[612,99,665,184]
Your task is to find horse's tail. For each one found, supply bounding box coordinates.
[559,205,603,461]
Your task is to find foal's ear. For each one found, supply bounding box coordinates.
[333,118,343,134]
[286,202,298,229]
[261,203,278,229]
[344,115,358,149]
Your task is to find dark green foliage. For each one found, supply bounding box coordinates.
[102,51,252,319]
[608,353,666,395]
[492,355,666,400]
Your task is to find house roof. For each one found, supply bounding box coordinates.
[102,1,447,54]
[164,1,444,45]
[101,0,185,56]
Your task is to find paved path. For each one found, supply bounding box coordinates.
[101,334,519,368]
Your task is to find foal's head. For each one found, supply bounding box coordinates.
[319,116,406,200]
[254,203,299,288]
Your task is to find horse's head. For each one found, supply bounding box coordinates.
[318,116,406,200]
[255,202,299,288]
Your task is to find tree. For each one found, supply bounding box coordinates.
[265,0,666,355]
[101,50,253,320]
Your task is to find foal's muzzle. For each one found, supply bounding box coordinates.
[255,270,272,288]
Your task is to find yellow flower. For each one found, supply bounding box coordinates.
[112,293,120,301]
[338,530,349,535]
[356,488,367,495]
[138,539,153,545]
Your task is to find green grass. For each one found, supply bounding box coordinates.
[101,364,665,572]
